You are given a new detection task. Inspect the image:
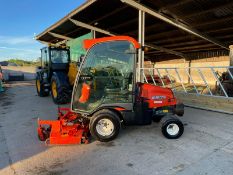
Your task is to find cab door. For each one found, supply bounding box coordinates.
[71,40,137,114]
[41,47,49,69]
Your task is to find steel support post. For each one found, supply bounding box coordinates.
[92,30,96,39]
[138,10,145,82]
[229,45,233,75]
[230,45,233,66]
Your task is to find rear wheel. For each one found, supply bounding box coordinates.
[160,115,184,139]
[36,76,49,97]
[51,75,70,104]
[90,109,121,142]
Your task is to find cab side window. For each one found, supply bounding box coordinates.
[41,48,48,67]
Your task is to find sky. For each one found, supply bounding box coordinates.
[0,0,85,61]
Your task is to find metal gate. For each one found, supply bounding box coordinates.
[141,66,233,98]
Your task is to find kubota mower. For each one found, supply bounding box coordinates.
[38,36,184,144]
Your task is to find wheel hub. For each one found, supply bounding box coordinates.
[166,123,179,136]
[96,118,114,136]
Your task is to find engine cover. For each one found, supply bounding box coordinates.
[138,83,177,109]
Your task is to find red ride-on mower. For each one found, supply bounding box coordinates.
[38,36,184,144]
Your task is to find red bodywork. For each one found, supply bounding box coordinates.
[38,108,89,145]
[83,36,140,50]
[138,83,177,108]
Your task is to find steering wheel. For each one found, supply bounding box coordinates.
[79,67,96,82]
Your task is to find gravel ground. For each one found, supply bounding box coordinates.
[0,81,233,175]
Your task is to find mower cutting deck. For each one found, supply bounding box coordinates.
[38,108,89,145]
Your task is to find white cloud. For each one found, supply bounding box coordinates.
[0,46,41,61]
[0,35,36,45]
[0,35,43,60]
[0,46,37,52]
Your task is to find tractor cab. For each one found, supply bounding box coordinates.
[39,46,70,79]
[36,46,75,104]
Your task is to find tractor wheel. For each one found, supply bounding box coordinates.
[36,76,49,97]
[51,75,70,104]
[160,115,184,139]
[89,109,121,142]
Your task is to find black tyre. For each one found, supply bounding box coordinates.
[36,75,49,97]
[89,109,121,142]
[51,75,70,104]
[160,115,184,139]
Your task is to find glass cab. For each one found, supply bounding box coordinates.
[40,47,49,68]
[50,49,69,64]
[72,40,136,114]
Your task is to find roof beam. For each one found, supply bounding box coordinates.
[55,40,68,46]
[36,38,68,46]
[151,32,233,46]
[124,22,172,36]
[206,27,233,34]
[173,44,217,51]
[90,5,128,25]
[37,40,50,45]
[145,29,183,41]
[183,1,233,19]
[121,0,229,50]
[48,32,73,40]
[160,0,193,12]
[162,40,208,48]
[109,18,137,31]
[153,36,199,45]
[69,18,185,58]
[146,43,186,58]
[69,18,114,36]
[194,16,233,28]
[146,26,233,42]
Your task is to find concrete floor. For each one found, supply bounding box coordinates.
[0,81,233,175]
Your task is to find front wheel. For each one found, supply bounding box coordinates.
[36,76,49,97]
[160,115,184,139]
[89,109,121,142]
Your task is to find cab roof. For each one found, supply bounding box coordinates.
[83,36,140,50]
